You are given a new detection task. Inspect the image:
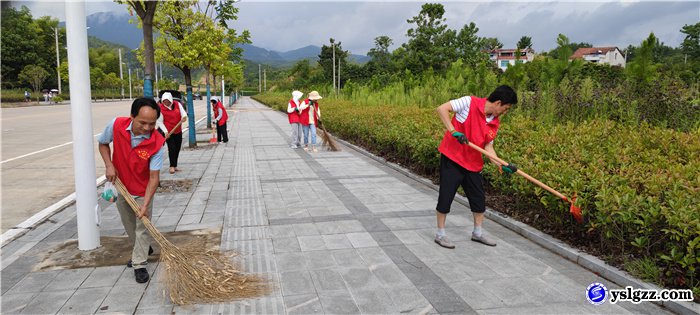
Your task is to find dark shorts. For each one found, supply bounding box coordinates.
[436,154,486,214]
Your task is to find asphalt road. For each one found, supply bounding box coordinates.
[1,99,210,233]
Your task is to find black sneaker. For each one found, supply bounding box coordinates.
[134,268,149,283]
[127,246,154,268]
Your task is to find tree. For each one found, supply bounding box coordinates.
[367,36,393,72]
[120,0,158,97]
[517,36,533,50]
[627,32,660,85]
[398,3,456,73]
[680,22,700,59]
[455,22,487,66]
[479,37,503,51]
[18,65,49,100]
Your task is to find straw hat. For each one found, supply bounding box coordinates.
[308,91,322,100]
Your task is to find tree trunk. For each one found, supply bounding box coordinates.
[183,66,197,148]
[205,68,212,128]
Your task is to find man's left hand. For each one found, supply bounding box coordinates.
[501,163,518,174]
[137,204,149,219]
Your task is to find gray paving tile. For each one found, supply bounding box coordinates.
[7,270,60,294]
[57,287,110,314]
[279,270,315,296]
[346,232,379,248]
[297,235,327,252]
[309,269,348,293]
[97,284,146,313]
[20,290,73,314]
[303,250,337,270]
[283,294,323,315]
[321,234,353,250]
[44,268,92,291]
[272,237,301,253]
[353,289,396,314]
[1,292,35,314]
[318,291,360,314]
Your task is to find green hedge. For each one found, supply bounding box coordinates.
[254,93,700,296]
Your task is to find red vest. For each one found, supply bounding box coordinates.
[300,99,319,125]
[438,97,500,172]
[215,101,228,126]
[159,101,183,134]
[287,99,301,124]
[112,117,165,197]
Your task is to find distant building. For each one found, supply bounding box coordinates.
[488,48,536,71]
[570,47,626,67]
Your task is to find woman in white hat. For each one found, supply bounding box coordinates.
[157,92,187,174]
[299,91,322,152]
[287,91,304,148]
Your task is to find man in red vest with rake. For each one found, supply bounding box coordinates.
[434,85,518,249]
[98,98,166,283]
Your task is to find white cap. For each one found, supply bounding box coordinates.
[161,92,173,104]
[292,90,303,101]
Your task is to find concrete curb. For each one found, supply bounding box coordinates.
[331,135,698,315]
[1,176,107,247]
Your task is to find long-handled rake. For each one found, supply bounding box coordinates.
[164,120,184,139]
[318,122,340,151]
[465,142,583,223]
[114,179,269,304]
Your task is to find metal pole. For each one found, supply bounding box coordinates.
[118,48,124,99]
[54,27,61,95]
[221,76,225,104]
[338,58,340,92]
[65,0,100,251]
[332,42,336,93]
[160,62,163,82]
[258,64,261,93]
[263,68,266,92]
[128,68,132,99]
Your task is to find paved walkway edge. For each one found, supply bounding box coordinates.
[329,131,698,315]
[1,176,107,247]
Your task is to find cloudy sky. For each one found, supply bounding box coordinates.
[11,0,700,55]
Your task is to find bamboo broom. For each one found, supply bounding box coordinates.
[114,179,269,305]
[318,122,340,151]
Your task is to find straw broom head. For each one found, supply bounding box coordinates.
[114,179,270,305]
[318,123,340,151]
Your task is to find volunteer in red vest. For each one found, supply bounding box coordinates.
[433,85,518,249]
[299,91,322,152]
[98,97,166,283]
[156,92,187,174]
[211,97,229,143]
[287,90,303,149]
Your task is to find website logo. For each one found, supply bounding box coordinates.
[586,282,608,305]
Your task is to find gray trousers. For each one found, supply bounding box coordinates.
[116,195,153,268]
[290,123,302,147]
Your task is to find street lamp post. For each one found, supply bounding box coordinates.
[118,48,124,99]
[128,67,132,99]
[53,27,61,95]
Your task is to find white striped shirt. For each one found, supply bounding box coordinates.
[450,96,495,124]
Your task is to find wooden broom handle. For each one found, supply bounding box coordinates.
[466,142,570,201]
[164,120,184,139]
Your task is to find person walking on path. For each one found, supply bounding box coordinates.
[97,97,166,283]
[299,91,322,152]
[433,85,518,249]
[24,90,30,102]
[211,97,229,143]
[156,92,187,174]
[287,90,304,149]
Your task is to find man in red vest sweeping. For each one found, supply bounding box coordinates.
[156,92,187,174]
[434,85,518,249]
[98,98,166,283]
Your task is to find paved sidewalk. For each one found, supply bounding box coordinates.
[1,97,677,314]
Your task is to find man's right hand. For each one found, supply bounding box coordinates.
[105,165,117,183]
[452,131,469,144]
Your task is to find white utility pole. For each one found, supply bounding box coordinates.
[332,42,336,94]
[154,62,159,96]
[54,27,61,94]
[263,68,266,92]
[118,48,124,99]
[338,58,341,92]
[258,64,261,93]
[221,76,225,104]
[128,67,132,99]
[65,0,100,251]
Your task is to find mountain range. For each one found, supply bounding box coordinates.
[83,12,368,66]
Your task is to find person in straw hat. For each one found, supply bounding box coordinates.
[156,92,187,174]
[433,85,518,249]
[299,91,323,152]
[287,90,304,149]
[97,98,165,283]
